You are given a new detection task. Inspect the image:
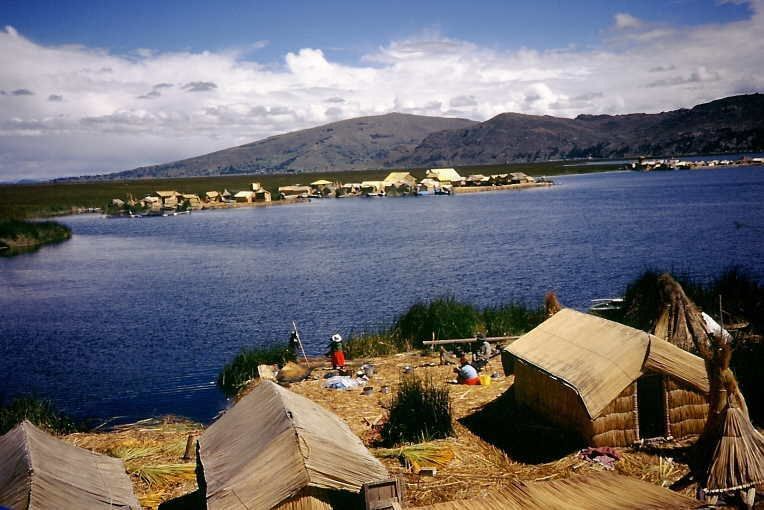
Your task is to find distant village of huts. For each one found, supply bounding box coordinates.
[109,168,548,215]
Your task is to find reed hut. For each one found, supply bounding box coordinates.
[0,420,140,510]
[154,190,180,209]
[233,190,254,203]
[425,168,463,185]
[465,174,490,186]
[360,181,385,196]
[411,472,700,510]
[341,183,362,196]
[251,182,263,191]
[254,189,272,202]
[383,172,417,188]
[279,185,312,199]
[505,309,710,446]
[197,380,389,509]
[509,172,535,184]
[205,191,221,203]
[182,194,202,209]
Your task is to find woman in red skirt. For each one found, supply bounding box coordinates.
[328,333,346,370]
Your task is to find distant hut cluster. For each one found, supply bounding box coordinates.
[107,169,551,216]
[109,183,271,217]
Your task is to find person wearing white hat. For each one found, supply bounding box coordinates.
[328,333,346,370]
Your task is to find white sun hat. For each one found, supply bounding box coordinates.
[331,333,342,343]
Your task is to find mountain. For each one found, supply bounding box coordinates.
[103,94,764,180]
[107,113,477,179]
[401,94,764,166]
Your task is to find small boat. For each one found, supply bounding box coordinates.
[589,298,624,312]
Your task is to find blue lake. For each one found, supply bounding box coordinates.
[2,167,763,423]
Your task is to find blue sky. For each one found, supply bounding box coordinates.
[2,0,752,62]
[0,0,761,179]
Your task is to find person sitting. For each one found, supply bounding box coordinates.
[454,352,480,385]
[327,333,346,370]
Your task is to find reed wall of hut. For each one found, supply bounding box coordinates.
[513,360,593,442]
[666,378,708,439]
[272,487,361,510]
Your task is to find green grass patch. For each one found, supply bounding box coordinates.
[0,395,80,435]
[381,374,453,446]
[0,218,72,255]
[217,344,296,398]
[344,331,411,359]
[482,302,545,337]
[395,296,483,347]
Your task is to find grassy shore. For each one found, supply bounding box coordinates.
[0,218,72,255]
[0,159,623,219]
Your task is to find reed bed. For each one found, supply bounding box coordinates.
[64,416,202,509]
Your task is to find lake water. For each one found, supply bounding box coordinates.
[2,167,763,424]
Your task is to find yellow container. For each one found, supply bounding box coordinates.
[479,374,491,386]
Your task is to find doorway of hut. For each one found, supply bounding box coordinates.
[637,374,665,439]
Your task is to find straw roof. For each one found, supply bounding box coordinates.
[198,380,389,510]
[279,185,312,193]
[383,172,415,183]
[310,179,333,186]
[426,168,462,182]
[0,420,140,510]
[233,190,254,198]
[507,309,709,418]
[154,191,179,197]
[205,191,220,198]
[411,472,700,510]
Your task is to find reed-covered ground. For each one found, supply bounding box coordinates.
[0,218,71,255]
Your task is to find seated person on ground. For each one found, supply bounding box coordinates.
[454,352,480,385]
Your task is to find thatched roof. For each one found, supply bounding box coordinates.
[425,168,462,182]
[233,190,254,198]
[278,185,312,193]
[310,179,333,186]
[383,172,415,184]
[0,421,140,510]
[411,472,700,510]
[198,381,388,509]
[154,190,179,197]
[507,309,709,418]
[205,191,220,198]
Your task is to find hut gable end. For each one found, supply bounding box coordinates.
[0,421,139,510]
[198,381,388,510]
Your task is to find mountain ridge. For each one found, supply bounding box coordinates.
[98,94,764,180]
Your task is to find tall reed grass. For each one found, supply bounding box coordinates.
[381,374,453,446]
[0,395,79,435]
[216,344,295,398]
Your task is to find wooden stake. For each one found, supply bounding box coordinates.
[292,320,310,367]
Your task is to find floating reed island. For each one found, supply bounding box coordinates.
[104,169,553,217]
[2,270,762,509]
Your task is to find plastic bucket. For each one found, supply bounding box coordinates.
[479,374,492,386]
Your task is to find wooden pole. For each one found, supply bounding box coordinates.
[292,320,310,367]
[422,336,518,346]
[182,433,198,461]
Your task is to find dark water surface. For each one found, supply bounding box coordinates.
[2,168,763,423]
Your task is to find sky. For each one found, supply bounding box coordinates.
[0,0,762,180]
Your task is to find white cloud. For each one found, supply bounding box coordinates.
[614,13,644,29]
[1,7,764,180]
